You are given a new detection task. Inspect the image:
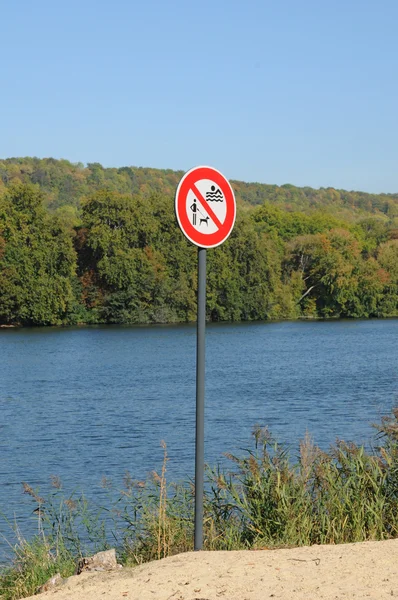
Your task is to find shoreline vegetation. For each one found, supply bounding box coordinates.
[0,158,397,327]
[1,314,398,331]
[1,409,398,599]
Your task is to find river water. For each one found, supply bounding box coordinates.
[0,319,397,555]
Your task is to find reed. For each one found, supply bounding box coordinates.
[208,431,396,548]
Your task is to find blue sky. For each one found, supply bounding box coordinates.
[1,0,397,193]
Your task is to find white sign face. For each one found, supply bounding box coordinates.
[185,179,227,235]
[175,166,236,249]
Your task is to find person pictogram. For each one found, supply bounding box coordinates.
[190,198,197,225]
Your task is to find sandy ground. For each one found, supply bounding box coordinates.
[28,539,398,600]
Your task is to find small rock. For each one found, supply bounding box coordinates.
[76,548,120,574]
[37,572,63,593]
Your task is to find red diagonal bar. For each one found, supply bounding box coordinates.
[191,183,223,230]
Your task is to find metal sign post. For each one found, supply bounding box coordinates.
[194,246,206,550]
[175,166,236,551]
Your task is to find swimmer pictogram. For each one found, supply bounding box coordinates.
[206,186,223,202]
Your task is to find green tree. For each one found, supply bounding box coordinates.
[0,183,77,325]
[78,190,197,324]
[376,240,398,316]
[286,229,363,317]
[207,215,292,321]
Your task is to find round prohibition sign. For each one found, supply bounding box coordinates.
[175,166,236,248]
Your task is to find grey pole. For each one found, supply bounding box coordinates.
[194,246,206,551]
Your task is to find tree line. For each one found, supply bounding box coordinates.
[0,174,397,326]
[2,157,398,220]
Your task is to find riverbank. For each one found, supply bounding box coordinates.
[26,540,398,600]
[1,314,398,329]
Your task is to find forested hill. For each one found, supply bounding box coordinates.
[0,157,397,327]
[1,157,398,222]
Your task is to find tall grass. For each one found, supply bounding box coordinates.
[0,480,109,599]
[2,408,398,599]
[0,532,75,600]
